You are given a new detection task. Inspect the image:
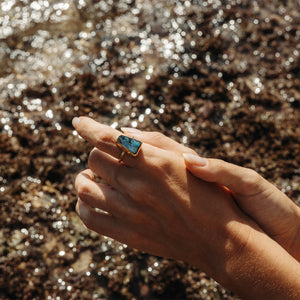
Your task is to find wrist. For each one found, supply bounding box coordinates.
[216,221,256,289]
[222,226,300,299]
[275,197,300,261]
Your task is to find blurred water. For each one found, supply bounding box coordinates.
[1,0,299,110]
[0,1,297,146]
[0,0,190,99]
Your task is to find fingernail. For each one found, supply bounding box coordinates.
[183,153,207,167]
[72,117,80,129]
[77,199,89,219]
[121,127,142,134]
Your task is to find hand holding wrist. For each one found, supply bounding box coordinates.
[183,153,300,261]
[75,120,300,299]
[223,227,300,300]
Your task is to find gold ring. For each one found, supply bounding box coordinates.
[118,151,126,162]
[116,135,142,163]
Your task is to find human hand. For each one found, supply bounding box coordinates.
[74,119,300,299]
[120,126,300,261]
[73,117,256,279]
[182,154,300,261]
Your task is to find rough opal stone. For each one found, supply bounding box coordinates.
[117,135,142,155]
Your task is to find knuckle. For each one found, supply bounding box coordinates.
[151,155,172,171]
[95,131,113,148]
[243,168,261,187]
[214,158,227,169]
[88,149,104,174]
[74,173,82,191]
[75,201,80,214]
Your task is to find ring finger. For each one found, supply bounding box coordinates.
[75,169,139,218]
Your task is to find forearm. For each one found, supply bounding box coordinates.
[222,227,300,299]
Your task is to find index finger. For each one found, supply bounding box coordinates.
[72,116,156,167]
[73,116,121,157]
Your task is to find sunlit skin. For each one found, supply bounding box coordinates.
[121,127,300,262]
[73,117,300,299]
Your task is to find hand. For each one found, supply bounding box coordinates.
[74,118,300,299]
[182,153,300,261]
[73,118,253,273]
[121,127,300,261]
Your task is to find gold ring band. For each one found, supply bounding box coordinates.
[118,151,126,162]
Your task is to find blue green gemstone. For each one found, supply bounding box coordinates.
[117,135,142,155]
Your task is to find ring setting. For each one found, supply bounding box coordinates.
[116,135,142,162]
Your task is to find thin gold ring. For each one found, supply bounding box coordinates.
[118,151,126,162]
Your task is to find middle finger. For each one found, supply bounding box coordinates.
[75,169,142,219]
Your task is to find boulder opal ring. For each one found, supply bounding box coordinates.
[116,135,143,163]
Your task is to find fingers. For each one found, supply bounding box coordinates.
[73,116,120,154]
[183,153,266,197]
[87,146,168,191]
[88,148,130,188]
[121,127,197,155]
[75,169,120,211]
[76,168,149,218]
[72,117,141,166]
[75,173,167,253]
[73,117,165,168]
[76,198,131,242]
[76,198,167,257]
